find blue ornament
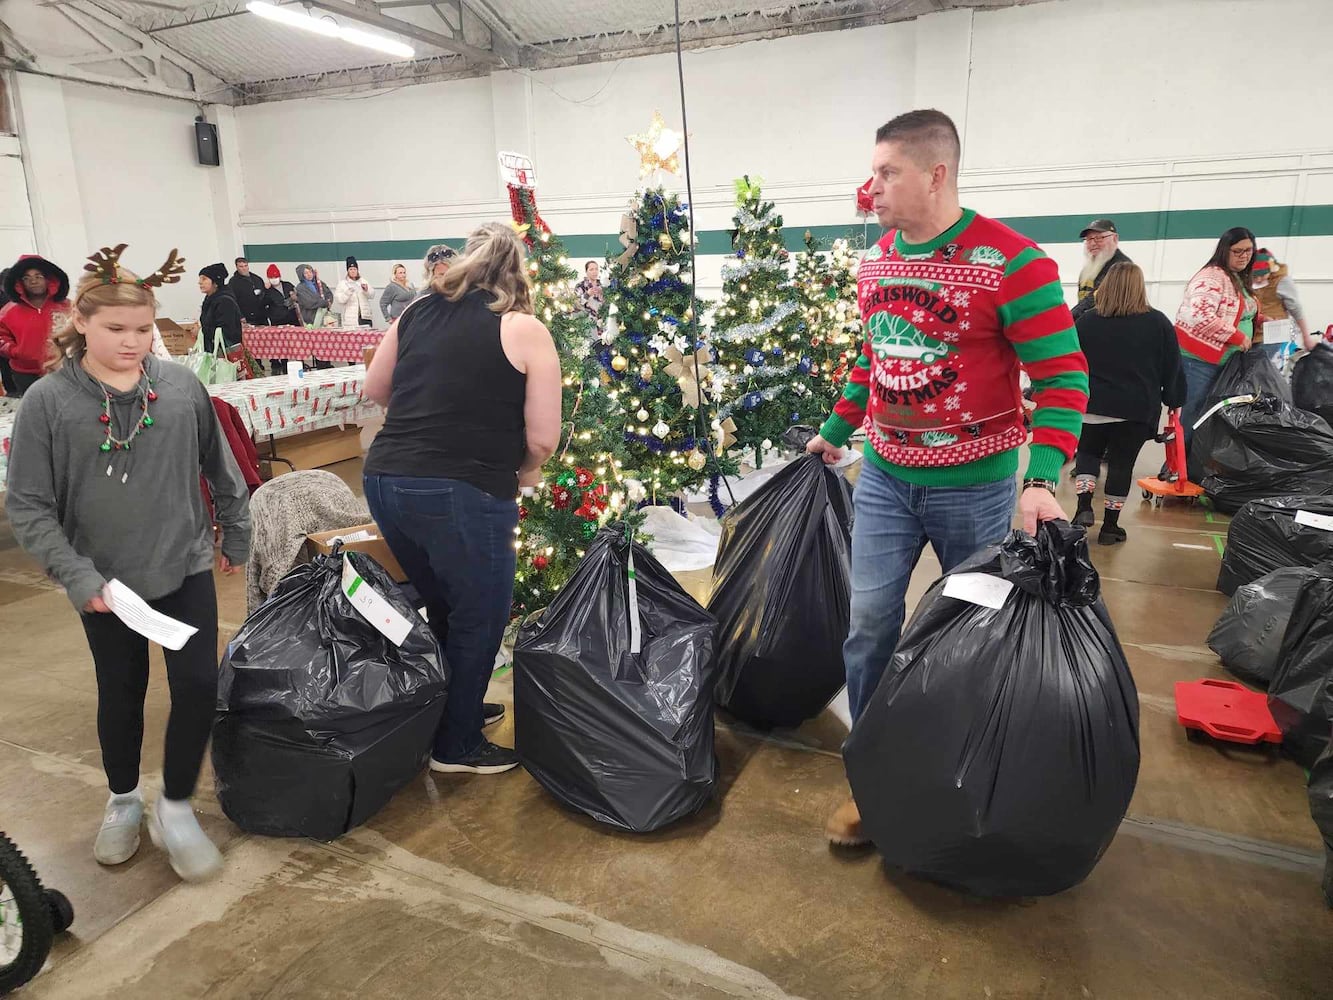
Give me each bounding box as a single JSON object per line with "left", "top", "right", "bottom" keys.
{"left": 745, "top": 349, "right": 765, "bottom": 366}
{"left": 742, "top": 392, "right": 763, "bottom": 410}
{"left": 798, "top": 356, "right": 813, "bottom": 374}
{"left": 649, "top": 307, "right": 659, "bottom": 316}
{"left": 771, "top": 347, "right": 784, "bottom": 358}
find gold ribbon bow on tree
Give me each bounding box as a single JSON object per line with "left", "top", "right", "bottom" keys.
{"left": 615, "top": 213, "right": 639, "bottom": 267}
{"left": 715, "top": 417, "right": 738, "bottom": 451}
{"left": 733, "top": 175, "right": 764, "bottom": 204}
{"left": 663, "top": 346, "right": 712, "bottom": 409}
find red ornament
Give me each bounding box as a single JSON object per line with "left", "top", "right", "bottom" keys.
{"left": 855, "top": 177, "right": 875, "bottom": 216}
{"left": 99, "top": 413, "right": 111, "bottom": 424}
{"left": 575, "top": 467, "right": 594, "bottom": 488}
{"left": 518, "top": 506, "right": 529, "bottom": 521}
{"left": 551, "top": 486, "right": 572, "bottom": 510}
{"left": 532, "top": 555, "right": 549, "bottom": 570}
{"left": 146, "top": 390, "right": 158, "bottom": 402}
{"left": 573, "top": 502, "right": 596, "bottom": 521}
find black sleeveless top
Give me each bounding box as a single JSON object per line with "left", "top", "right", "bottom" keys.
{"left": 364, "top": 289, "right": 527, "bottom": 498}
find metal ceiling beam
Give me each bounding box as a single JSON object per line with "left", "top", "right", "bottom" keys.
{"left": 16, "top": 0, "right": 238, "bottom": 101}
{"left": 302, "top": 0, "right": 505, "bottom": 66}
{"left": 235, "top": 50, "right": 480, "bottom": 101}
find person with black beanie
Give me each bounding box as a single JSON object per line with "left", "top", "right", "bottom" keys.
{"left": 197, "top": 263, "right": 243, "bottom": 350}
{"left": 1072, "top": 262, "right": 1186, "bottom": 544}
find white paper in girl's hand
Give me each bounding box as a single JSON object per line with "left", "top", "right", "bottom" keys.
{"left": 102, "top": 580, "right": 199, "bottom": 651}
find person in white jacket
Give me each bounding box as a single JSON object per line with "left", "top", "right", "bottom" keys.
{"left": 333, "top": 256, "right": 375, "bottom": 328}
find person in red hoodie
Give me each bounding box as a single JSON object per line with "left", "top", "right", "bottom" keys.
{"left": 0, "top": 254, "right": 71, "bottom": 396}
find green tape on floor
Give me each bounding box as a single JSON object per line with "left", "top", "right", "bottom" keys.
{"left": 492, "top": 663, "right": 512, "bottom": 679}
{"left": 1212, "top": 534, "right": 1226, "bottom": 557}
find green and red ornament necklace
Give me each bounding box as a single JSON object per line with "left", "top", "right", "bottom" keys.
{"left": 96, "top": 368, "right": 157, "bottom": 482}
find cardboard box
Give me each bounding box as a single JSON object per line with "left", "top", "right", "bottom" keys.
{"left": 157, "top": 318, "right": 196, "bottom": 356}
{"left": 272, "top": 426, "right": 363, "bottom": 470}
{"left": 306, "top": 523, "right": 407, "bottom": 582}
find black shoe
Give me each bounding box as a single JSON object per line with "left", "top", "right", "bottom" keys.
{"left": 483, "top": 702, "right": 505, "bottom": 727}
{"left": 429, "top": 739, "right": 520, "bottom": 774}
{"left": 1098, "top": 525, "right": 1127, "bottom": 545}
{"left": 1072, "top": 508, "right": 1095, "bottom": 529}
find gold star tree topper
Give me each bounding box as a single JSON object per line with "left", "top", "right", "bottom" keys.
{"left": 626, "top": 111, "right": 684, "bottom": 178}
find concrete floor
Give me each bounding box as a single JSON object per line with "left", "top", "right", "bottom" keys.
{"left": 2, "top": 453, "right": 1329, "bottom": 999}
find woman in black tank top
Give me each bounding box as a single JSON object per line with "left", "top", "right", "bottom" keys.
{"left": 363, "top": 223, "right": 562, "bottom": 775}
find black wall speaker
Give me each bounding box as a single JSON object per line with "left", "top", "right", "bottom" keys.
{"left": 194, "top": 116, "right": 220, "bottom": 167}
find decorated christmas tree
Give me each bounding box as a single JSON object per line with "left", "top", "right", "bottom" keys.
{"left": 598, "top": 186, "right": 725, "bottom": 502}
{"left": 793, "top": 232, "right": 863, "bottom": 420}
{"left": 506, "top": 182, "right": 635, "bottom": 618}
{"left": 710, "top": 177, "right": 813, "bottom": 460}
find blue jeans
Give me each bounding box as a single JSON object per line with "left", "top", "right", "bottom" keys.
{"left": 364, "top": 475, "right": 518, "bottom": 761}
{"left": 1179, "top": 354, "right": 1222, "bottom": 452}
{"left": 844, "top": 461, "right": 1017, "bottom": 722}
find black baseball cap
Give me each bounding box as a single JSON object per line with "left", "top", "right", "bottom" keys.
{"left": 1080, "top": 219, "right": 1117, "bottom": 238}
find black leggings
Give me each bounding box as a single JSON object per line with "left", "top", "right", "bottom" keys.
{"left": 81, "top": 572, "right": 219, "bottom": 800}
{"left": 1074, "top": 420, "right": 1154, "bottom": 499}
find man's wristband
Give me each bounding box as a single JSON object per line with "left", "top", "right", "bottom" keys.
{"left": 1023, "top": 478, "right": 1058, "bottom": 494}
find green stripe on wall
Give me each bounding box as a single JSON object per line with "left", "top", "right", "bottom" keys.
{"left": 245, "top": 204, "right": 1333, "bottom": 262}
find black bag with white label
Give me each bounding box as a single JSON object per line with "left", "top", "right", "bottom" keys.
{"left": 1217, "top": 496, "right": 1333, "bottom": 596}
{"left": 514, "top": 528, "right": 719, "bottom": 833}
{"left": 213, "top": 548, "right": 448, "bottom": 841}
{"left": 844, "top": 521, "right": 1139, "bottom": 897}
{"left": 1292, "top": 343, "right": 1333, "bottom": 427}
{"left": 1268, "top": 575, "right": 1333, "bottom": 768}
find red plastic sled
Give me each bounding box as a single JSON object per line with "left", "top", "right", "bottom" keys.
{"left": 1175, "top": 679, "right": 1281, "bottom": 746}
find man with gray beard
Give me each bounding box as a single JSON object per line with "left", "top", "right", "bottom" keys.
{"left": 1072, "top": 219, "right": 1131, "bottom": 320}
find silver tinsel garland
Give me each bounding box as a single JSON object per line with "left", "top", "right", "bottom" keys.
{"left": 720, "top": 257, "right": 785, "bottom": 282}
{"left": 710, "top": 299, "right": 801, "bottom": 344}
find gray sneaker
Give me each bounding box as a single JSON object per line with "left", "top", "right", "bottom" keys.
{"left": 148, "top": 801, "right": 223, "bottom": 883}
{"left": 94, "top": 795, "right": 143, "bottom": 866}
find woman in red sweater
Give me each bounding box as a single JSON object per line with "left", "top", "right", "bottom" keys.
{"left": 0, "top": 254, "right": 70, "bottom": 396}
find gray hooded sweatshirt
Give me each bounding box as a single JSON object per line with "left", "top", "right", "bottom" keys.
{"left": 5, "top": 355, "right": 252, "bottom": 610}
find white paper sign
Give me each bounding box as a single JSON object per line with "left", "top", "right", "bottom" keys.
{"left": 102, "top": 580, "right": 199, "bottom": 651}
{"left": 498, "top": 151, "right": 537, "bottom": 188}
{"left": 1295, "top": 510, "right": 1333, "bottom": 532}
{"left": 942, "top": 573, "right": 1015, "bottom": 611}
{"left": 328, "top": 529, "right": 376, "bottom": 545}
{"left": 341, "top": 560, "right": 413, "bottom": 646}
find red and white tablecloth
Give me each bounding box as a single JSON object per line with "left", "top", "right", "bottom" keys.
{"left": 207, "top": 366, "right": 381, "bottom": 439}
{"left": 242, "top": 324, "right": 385, "bottom": 364}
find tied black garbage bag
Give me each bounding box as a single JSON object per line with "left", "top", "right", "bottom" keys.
{"left": 1292, "top": 344, "right": 1333, "bottom": 427}
{"left": 844, "top": 521, "right": 1140, "bottom": 898}
{"left": 1309, "top": 732, "right": 1333, "bottom": 908}
{"left": 213, "top": 548, "right": 448, "bottom": 841}
{"left": 708, "top": 455, "right": 853, "bottom": 729}
{"left": 1217, "top": 496, "right": 1333, "bottom": 595}
{"left": 1208, "top": 567, "right": 1326, "bottom": 689}
{"left": 514, "top": 528, "right": 718, "bottom": 833}
{"left": 1268, "top": 575, "right": 1333, "bottom": 768}
{"left": 1209, "top": 347, "right": 1293, "bottom": 404}
{"left": 1192, "top": 393, "right": 1333, "bottom": 514}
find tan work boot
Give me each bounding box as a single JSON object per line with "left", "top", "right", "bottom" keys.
{"left": 826, "top": 798, "right": 869, "bottom": 847}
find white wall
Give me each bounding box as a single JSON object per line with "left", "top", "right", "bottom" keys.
{"left": 8, "top": 74, "right": 236, "bottom": 319}
{"left": 0, "top": 134, "right": 35, "bottom": 266}
{"left": 9, "top": 0, "right": 1333, "bottom": 327}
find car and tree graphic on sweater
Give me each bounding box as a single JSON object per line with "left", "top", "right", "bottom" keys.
{"left": 866, "top": 311, "right": 950, "bottom": 364}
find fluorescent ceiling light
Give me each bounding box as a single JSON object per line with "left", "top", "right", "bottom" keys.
{"left": 246, "top": 1, "right": 415, "bottom": 59}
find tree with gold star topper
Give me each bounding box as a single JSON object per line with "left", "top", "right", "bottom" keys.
{"left": 793, "top": 231, "right": 863, "bottom": 420}
{"left": 506, "top": 182, "right": 637, "bottom": 618}
{"left": 626, "top": 111, "right": 684, "bottom": 179}
{"left": 710, "top": 176, "right": 815, "bottom": 463}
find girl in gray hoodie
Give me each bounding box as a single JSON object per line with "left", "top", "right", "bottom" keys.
{"left": 5, "top": 246, "right": 251, "bottom": 883}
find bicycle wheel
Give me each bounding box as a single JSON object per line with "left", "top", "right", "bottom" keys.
{"left": 0, "top": 831, "right": 54, "bottom": 995}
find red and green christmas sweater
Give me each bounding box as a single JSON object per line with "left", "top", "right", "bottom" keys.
{"left": 819, "top": 209, "right": 1088, "bottom": 486}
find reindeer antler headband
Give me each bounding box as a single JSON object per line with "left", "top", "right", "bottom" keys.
{"left": 82, "top": 243, "right": 187, "bottom": 294}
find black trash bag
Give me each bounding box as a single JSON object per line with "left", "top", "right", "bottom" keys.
{"left": 1208, "top": 567, "right": 1325, "bottom": 689}
{"left": 844, "top": 520, "right": 1140, "bottom": 898}
{"left": 1191, "top": 393, "right": 1333, "bottom": 514}
{"left": 1308, "top": 731, "right": 1333, "bottom": 908}
{"left": 1292, "top": 344, "right": 1333, "bottom": 427}
{"left": 514, "top": 528, "right": 718, "bottom": 833}
{"left": 708, "top": 455, "right": 853, "bottom": 729}
{"left": 213, "top": 548, "right": 448, "bottom": 841}
{"left": 1217, "top": 496, "right": 1333, "bottom": 595}
{"left": 1208, "top": 347, "right": 1293, "bottom": 404}
{"left": 1268, "top": 575, "right": 1333, "bottom": 768}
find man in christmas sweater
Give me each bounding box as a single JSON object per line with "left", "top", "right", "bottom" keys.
{"left": 807, "top": 110, "right": 1088, "bottom": 846}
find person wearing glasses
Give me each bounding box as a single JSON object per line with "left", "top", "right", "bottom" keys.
{"left": 1072, "top": 219, "right": 1132, "bottom": 321}
{"left": 1173, "top": 227, "right": 1257, "bottom": 458}
{"left": 421, "top": 244, "right": 457, "bottom": 290}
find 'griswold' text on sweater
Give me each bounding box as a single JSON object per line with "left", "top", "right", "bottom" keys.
{"left": 819, "top": 209, "right": 1088, "bottom": 485}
